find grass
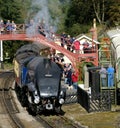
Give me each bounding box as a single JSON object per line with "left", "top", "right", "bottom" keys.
{"left": 0, "top": 62, "right": 13, "bottom": 71}
{"left": 63, "top": 104, "right": 120, "bottom": 128}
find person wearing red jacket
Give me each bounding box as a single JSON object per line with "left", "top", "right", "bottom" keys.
{"left": 73, "top": 40, "right": 80, "bottom": 54}
{"left": 71, "top": 70, "right": 79, "bottom": 89}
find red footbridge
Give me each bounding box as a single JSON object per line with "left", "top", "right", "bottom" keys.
{"left": 0, "top": 26, "right": 98, "bottom": 72}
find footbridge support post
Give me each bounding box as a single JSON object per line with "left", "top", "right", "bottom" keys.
{"left": 0, "top": 40, "right": 4, "bottom": 69}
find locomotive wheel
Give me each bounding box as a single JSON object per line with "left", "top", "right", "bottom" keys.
{"left": 21, "top": 95, "right": 28, "bottom": 107}
{"left": 27, "top": 103, "right": 37, "bottom": 116}
{"left": 20, "top": 87, "right": 29, "bottom": 107}
{"left": 15, "top": 83, "right": 22, "bottom": 102}
{"left": 55, "top": 106, "right": 62, "bottom": 114}
{"left": 15, "top": 84, "right": 29, "bottom": 107}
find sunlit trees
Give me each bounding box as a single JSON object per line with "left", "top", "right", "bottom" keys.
{"left": 0, "top": 0, "right": 23, "bottom": 23}
{"left": 107, "top": 1, "right": 120, "bottom": 26}
{"left": 88, "top": 0, "right": 119, "bottom": 27}
{"left": 64, "top": 0, "right": 94, "bottom": 36}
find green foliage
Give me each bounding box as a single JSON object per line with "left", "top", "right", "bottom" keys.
{"left": 65, "top": 0, "right": 94, "bottom": 27}
{"left": 0, "top": 0, "right": 22, "bottom": 23}
{"left": 77, "top": 61, "right": 93, "bottom": 81}
{"left": 3, "top": 62, "right": 13, "bottom": 70}
{"left": 64, "top": 0, "right": 119, "bottom": 34}
{"left": 106, "top": 1, "right": 120, "bottom": 26}
{"left": 3, "top": 41, "right": 28, "bottom": 63}
{"left": 66, "top": 23, "right": 91, "bottom": 36}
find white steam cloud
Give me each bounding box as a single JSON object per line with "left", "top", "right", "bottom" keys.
{"left": 26, "top": 0, "right": 61, "bottom": 37}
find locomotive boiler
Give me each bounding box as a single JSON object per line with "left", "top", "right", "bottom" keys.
{"left": 14, "top": 43, "right": 66, "bottom": 114}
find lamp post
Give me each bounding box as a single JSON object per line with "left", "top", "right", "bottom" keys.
{"left": 90, "top": 18, "right": 98, "bottom": 52}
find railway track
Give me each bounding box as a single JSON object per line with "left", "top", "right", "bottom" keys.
{"left": 0, "top": 71, "right": 87, "bottom": 128}
{"left": 0, "top": 71, "right": 24, "bottom": 128}
{"left": 36, "top": 113, "right": 85, "bottom": 128}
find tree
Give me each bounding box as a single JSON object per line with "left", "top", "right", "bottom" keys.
{"left": 64, "top": 0, "right": 94, "bottom": 35}
{"left": 3, "top": 41, "right": 28, "bottom": 63}
{"left": 91, "top": 0, "right": 119, "bottom": 26}
{"left": 0, "top": 0, "right": 20, "bottom": 22}
{"left": 107, "top": 1, "right": 120, "bottom": 26}
{"left": 20, "top": 0, "right": 32, "bottom": 23}
{"left": 65, "top": 0, "right": 93, "bottom": 26}
{"left": 0, "top": 0, "right": 31, "bottom": 23}
{"left": 92, "top": 0, "right": 105, "bottom": 25}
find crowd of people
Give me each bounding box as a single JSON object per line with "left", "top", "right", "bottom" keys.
{"left": 2, "top": 19, "right": 112, "bottom": 90}
{"left": 50, "top": 52, "right": 115, "bottom": 90}
{"left": 0, "top": 19, "right": 16, "bottom": 34}
{"left": 0, "top": 18, "right": 96, "bottom": 55}
{"left": 48, "top": 52, "right": 79, "bottom": 90}
{"left": 0, "top": 18, "right": 79, "bottom": 90}
{"left": 25, "top": 19, "right": 55, "bottom": 40}
{"left": 63, "top": 63, "right": 78, "bottom": 90}
{"left": 60, "top": 32, "right": 95, "bottom": 54}
{"left": 0, "top": 19, "right": 55, "bottom": 39}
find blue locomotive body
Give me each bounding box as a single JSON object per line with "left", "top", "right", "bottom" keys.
{"left": 14, "top": 43, "right": 66, "bottom": 114}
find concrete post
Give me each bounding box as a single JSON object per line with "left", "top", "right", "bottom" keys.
{"left": 84, "top": 65, "right": 89, "bottom": 89}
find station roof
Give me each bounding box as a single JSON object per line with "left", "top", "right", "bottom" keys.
{"left": 107, "top": 28, "right": 120, "bottom": 60}
{"left": 107, "top": 29, "right": 120, "bottom": 46}
{"left": 76, "top": 34, "right": 100, "bottom": 44}
{"left": 107, "top": 29, "right": 120, "bottom": 39}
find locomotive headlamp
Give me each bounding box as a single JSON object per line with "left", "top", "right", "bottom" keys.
{"left": 60, "top": 90, "right": 66, "bottom": 98}
{"left": 60, "top": 91, "right": 65, "bottom": 98}
{"left": 59, "top": 90, "right": 66, "bottom": 104}
{"left": 34, "top": 90, "right": 40, "bottom": 104}
{"left": 34, "top": 95, "right": 40, "bottom": 104}
{"left": 60, "top": 90, "right": 64, "bottom": 95}
{"left": 59, "top": 98, "right": 64, "bottom": 104}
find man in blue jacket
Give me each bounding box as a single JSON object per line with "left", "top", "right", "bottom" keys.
{"left": 107, "top": 64, "right": 115, "bottom": 87}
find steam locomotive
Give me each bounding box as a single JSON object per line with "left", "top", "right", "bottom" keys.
{"left": 14, "top": 43, "right": 66, "bottom": 114}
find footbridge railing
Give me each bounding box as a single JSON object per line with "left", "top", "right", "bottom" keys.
{"left": 0, "top": 23, "right": 99, "bottom": 71}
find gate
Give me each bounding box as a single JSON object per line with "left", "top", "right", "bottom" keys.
{"left": 77, "top": 86, "right": 111, "bottom": 112}
{"left": 63, "top": 86, "right": 112, "bottom": 112}
{"left": 64, "top": 90, "right": 77, "bottom": 104}
{"left": 89, "top": 91, "right": 111, "bottom": 112}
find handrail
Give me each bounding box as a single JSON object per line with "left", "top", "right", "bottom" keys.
{"left": 0, "top": 23, "right": 99, "bottom": 68}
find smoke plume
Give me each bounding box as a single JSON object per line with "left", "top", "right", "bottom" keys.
{"left": 26, "top": 0, "right": 61, "bottom": 36}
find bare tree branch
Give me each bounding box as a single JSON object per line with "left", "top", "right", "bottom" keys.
{"left": 92, "top": 0, "right": 102, "bottom": 25}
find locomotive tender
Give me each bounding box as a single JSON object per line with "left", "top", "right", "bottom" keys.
{"left": 14, "top": 43, "right": 66, "bottom": 114}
